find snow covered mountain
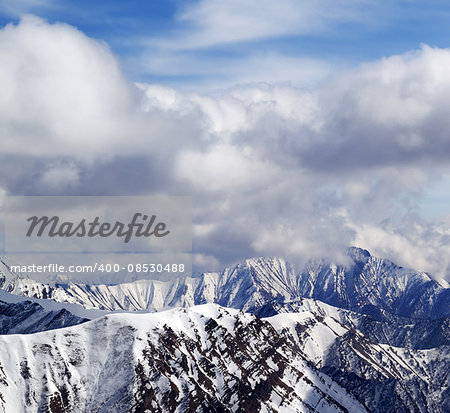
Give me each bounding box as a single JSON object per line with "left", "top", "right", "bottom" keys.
{"left": 299, "top": 247, "right": 450, "bottom": 319}
{"left": 258, "top": 297, "right": 450, "bottom": 349}
{"left": 0, "top": 304, "right": 368, "bottom": 413}
{"left": 1, "top": 257, "right": 301, "bottom": 312}
{"left": 0, "top": 249, "right": 449, "bottom": 412}
{"left": 1, "top": 248, "right": 448, "bottom": 321}
{"left": 0, "top": 299, "right": 87, "bottom": 334}
{"left": 0, "top": 303, "right": 447, "bottom": 412}
{"left": 267, "top": 305, "right": 450, "bottom": 412}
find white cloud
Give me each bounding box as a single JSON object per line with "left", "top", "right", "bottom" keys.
{"left": 0, "top": 0, "right": 54, "bottom": 18}
{"left": 2, "top": 17, "right": 450, "bottom": 279}
{"left": 138, "top": 52, "right": 332, "bottom": 91}
{"left": 172, "top": 0, "right": 368, "bottom": 49}
{"left": 192, "top": 253, "right": 221, "bottom": 271}
{"left": 135, "top": 0, "right": 369, "bottom": 90}
{"left": 40, "top": 161, "right": 80, "bottom": 189}
{"left": 176, "top": 143, "right": 283, "bottom": 192}
{"left": 0, "top": 16, "right": 138, "bottom": 159}
{"left": 354, "top": 220, "right": 450, "bottom": 285}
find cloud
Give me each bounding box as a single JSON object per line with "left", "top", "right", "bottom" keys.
{"left": 0, "top": 16, "right": 204, "bottom": 163}
{"left": 40, "top": 161, "right": 80, "bottom": 189}
{"left": 172, "top": 0, "right": 370, "bottom": 49}
{"left": 136, "top": 52, "right": 332, "bottom": 91}
{"left": 138, "top": 46, "right": 450, "bottom": 277}
{"left": 354, "top": 218, "right": 450, "bottom": 285}
{"left": 306, "top": 46, "right": 450, "bottom": 170}
{"left": 176, "top": 143, "right": 284, "bottom": 192}
{"left": 0, "top": 0, "right": 55, "bottom": 18}
{"left": 134, "top": 0, "right": 374, "bottom": 90}
{"left": 0, "top": 15, "right": 143, "bottom": 160}
{"left": 2, "top": 17, "right": 450, "bottom": 280}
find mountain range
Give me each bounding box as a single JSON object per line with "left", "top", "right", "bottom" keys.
{"left": 0, "top": 247, "right": 448, "bottom": 412}
{"left": 1, "top": 247, "right": 449, "bottom": 319}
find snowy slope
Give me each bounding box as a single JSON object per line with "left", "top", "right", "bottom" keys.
{"left": 0, "top": 299, "right": 87, "bottom": 334}
{"left": 0, "top": 276, "right": 208, "bottom": 311}
{"left": 1, "top": 249, "right": 448, "bottom": 321}
{"left": 265, "top": 308, "right": 450, "bottom": 412}
{"left": 321, "top": 329, "right": 450, "bottom": 413}
{"left": 0, "top": 304, "right": 367, "bottom": 413}
{"left": 0, "top": 301, "right": 447, "bottom": 413}
{"left": 299, "top": 247, "right": 450, "bottom": 319}
{"left": 259, "top": 297, "right": 450, "bottom": 349}
{"left": 0, "top": 289, "right": 106, "bottom": 320}
{"left": 0, "top": 257, "right": 299, "bottom": 313}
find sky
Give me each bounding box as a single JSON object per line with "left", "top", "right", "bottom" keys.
{"left": 1, "top": 1, "right": 450, "bottom": 281}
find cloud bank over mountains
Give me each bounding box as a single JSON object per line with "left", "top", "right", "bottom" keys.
{"left": 1, "top": 16, "right": 450, "bottom": 280}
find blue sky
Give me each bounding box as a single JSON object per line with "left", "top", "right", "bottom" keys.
{"left": 1, "top": 1, "right": 450, "bottom": 279}
{"left": 2, "top": 1, "right": 450, "bottom": 89}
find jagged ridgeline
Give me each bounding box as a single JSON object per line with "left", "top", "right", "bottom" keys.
{"left": 1, "top": 247, "right": 449, "bottom": 319}
{"left": 0, "top": 248, "right": 448, "bottom": 412}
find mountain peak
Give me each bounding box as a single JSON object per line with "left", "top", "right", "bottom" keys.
{"left": 0, "top": 249, "right": 448, "bottom": 319}
{"left": 346, "top": 246, "right": 371, "bottom": 263}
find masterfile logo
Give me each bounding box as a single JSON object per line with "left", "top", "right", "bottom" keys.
{"left": 3, "top": 196, "right": 191, "bottom": 253}
{"left": 1, "top": 196, "right": 192, "bottom": 282}
{"left": 26, "top": 213, "right": 170, "bottom": 243}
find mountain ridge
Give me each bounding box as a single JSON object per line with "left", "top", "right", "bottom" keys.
{"left": 0, "top": 304, "right": 369, "bottom": 413}
{"left": 1, "top": 248, "right": 448, "bottom": 320}
{"left": 0, "top": 303, "right": 447, "bottom": 412}
{"left": 0, "top": 249, "right": 449, "bottom": 412}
